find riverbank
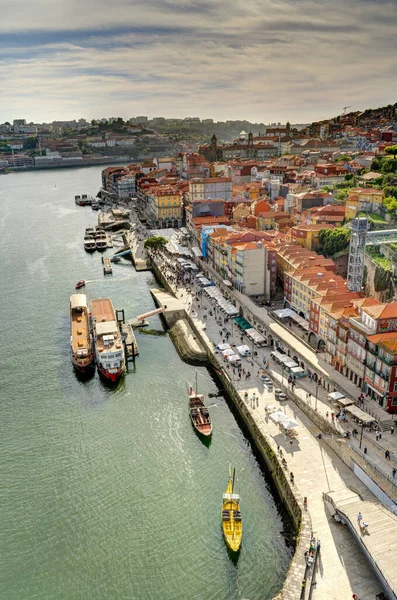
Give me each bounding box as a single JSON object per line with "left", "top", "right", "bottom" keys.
{"left": 149, "top": 249, "right": 388, "bottom": 600}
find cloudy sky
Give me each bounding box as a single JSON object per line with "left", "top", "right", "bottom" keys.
{"left": 1, "top": 0, "right": 396, "bottom": 124}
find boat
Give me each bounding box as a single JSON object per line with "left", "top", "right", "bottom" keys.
{"left": 91, "top": 201, "right": 100, "bottom": 210}
{"left": 96, "top": 233, "right": 107, "bottom": 251}
{"left": 188, "top": 376, "right": 212, "bottom": 437}
{"left": 70, "top": 294, "right": 94, "bottom": 372}
{"left": 85, "top": 227, "right": 95, "bottom": 237}
{"left": 75, "top": 194, "right": 93, "bottom": 206}
{"left": 75, "top": 280, "right": 85, "bottom": 289}
{"left": 91, "top": 297, "right": 125, "bottom": 383}
{"left": 221, "top": 468, "right": 242, "bottom": 553}
{"left": 84, "top": 236, "right": 96, "bottom": 252}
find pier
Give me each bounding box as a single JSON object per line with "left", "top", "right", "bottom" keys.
{"left": 115, "top": 309, "right": 139, "bottom": 369}
{"left": 102, "top": 256, "right": 112, "bottom": 274}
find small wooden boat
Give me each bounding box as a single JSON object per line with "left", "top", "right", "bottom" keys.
{"left": 222, "top": 468, "right": 242, "bottom": 553}
{"left": 188, "top": 378, "right": 212, "bottom": 437}
{"left": 75, "top": 280, "right": 86, "bottom": 289}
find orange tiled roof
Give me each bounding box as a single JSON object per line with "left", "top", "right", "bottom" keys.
{"left": 367, "top": 332, "right": 397, "bottom": 353}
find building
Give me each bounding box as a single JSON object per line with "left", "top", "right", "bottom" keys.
{"left": 102, "top": 166, "right": 138, "bottom": 198}
{"left": 257, "top": 212, "right": 293, "bottom": 231}
{"left": 188, "top": 177, "right": 232, "bottom": 202}
{"left": 276, "top": 243, "right": 336, "bottom": 283}
{"left": 287, "top": 224, "right": 334, "bottom": 250}
{"left": 141, "top": 185, "right": 183, "bottom": 228}
{"left": 206, "top": 229, "right": 276, "bottom": 299}
{"left": 311, "top": 164, "right": 349, "bottom": 188}
{"left": 303, "top": 204, "right": 346, "bottom": 226}
{"left": 345, "top": 188, "right": 384, "bottom": 220}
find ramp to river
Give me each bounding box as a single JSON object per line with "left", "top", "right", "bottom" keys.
{"left": 324, "top": 489, "right": 397, "bottom": 600}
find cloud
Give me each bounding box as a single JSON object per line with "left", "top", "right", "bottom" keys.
{"left": 0, "top": 0, "right": 396, "bottom": 123}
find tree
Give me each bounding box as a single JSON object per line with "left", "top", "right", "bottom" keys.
{"left": 385, "top": 145, "right": 397, "bottom": 159}
{"left": 144, "top": 236, "right": 168, "bottom": 250}
{"left": 383, "top": 196, "right": 397, "bottom": 213}
{"left": 23, "top": 136, "right": 38, "bottom": 150}
{"left": 318, "top": 228, "right": 350, "bottom": 256}
{"left": 383, "top": 186, "right": 397, "bottom": 200}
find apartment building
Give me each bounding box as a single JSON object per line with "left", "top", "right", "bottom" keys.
{"left": 188, "top": 177, "right": 232, "bottom": 202}
{"left": 345, "top": 187, "right": 385, "bottom": 220}
{"left": 141, "top": 185, "right": 183, "bottom": 228}
{"left": 276, "top": 244, "right": 336, "bottom": 283}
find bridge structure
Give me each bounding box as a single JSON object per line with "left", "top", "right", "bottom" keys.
{"left": 367, "top": 228, "right": 397, "bottom": 245}
{"left": 347, "top": 218, "right": 397, "bottom": 292}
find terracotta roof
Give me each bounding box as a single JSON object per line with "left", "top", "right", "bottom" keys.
{"left": 192, "top": 216, "right": 231, "bottom": 227}
{"left": 367, "top": 332, "right": 397, "bottom": 353}
{"left": 364, "top": 302, "right": 397, "bottom": 319}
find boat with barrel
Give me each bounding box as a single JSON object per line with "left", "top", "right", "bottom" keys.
{"left": 70, "top": 293, "right": 94, "bottom": 372}
{"left": 221, "top": 467, "right": 242, "bottom": 553}
{"left": 188, "top": 376, "right": 212, "bottom": 437}
{"left": 91, "top": 297, "right": 125, "bottom": 383}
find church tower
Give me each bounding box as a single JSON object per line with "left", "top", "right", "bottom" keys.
{"left": 247, "top": 131, "right": 254, "bottom": 158}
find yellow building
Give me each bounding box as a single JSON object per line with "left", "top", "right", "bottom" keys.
{"left": 345, "top": 187, "right": 384, "bottom": 220}
{"left": 146, "top": 185, "right": 183, "bottom": 228}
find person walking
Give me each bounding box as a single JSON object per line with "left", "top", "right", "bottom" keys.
{"left": 392, "top": 468, "right": 396, "bottom": 478}
{"left": 385, "top": 450, "right": 391, "bottom": 460}
{"left": 376, "top": 431, "right": 379, "bottom": 441}
{"left": 391, "top": 426, "right": 395, "bottom": 435}
{"left": 357, "top": 512, "right": 363, "bottom": 525}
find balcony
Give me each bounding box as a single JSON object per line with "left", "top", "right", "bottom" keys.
{"left": 348, "top": 316, "right": 376, "bottom": 336}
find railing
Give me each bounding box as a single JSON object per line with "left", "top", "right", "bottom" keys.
{"left": 351, "top": 445, "right": 397, "bottom": 488}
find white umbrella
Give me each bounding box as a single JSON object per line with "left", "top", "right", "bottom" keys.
{"left": 328, "top": 391, "right": 345, "bottom": 401}
{"left": 280, "top": 417, "right": 299, "bottom": 430}
{"left": 222, "top": 348, "right": 235, "bottom": 357}
{"left": 217, "top": 343, "right": 231, "bottom": 351}
{"left": 269, "top": 410, "right": 287, "bottom": 423}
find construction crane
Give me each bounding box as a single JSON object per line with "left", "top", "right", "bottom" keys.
{"left": 342, "top": 105, "right": 351, "bottom": 116}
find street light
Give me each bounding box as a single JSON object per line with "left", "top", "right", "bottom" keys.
{"left": 281, "top": 363, "right": 285, "bottom": 385}
{"left": 315, "top": 382, "right": 319, "bottom": 412}
{"left": 359, "top": 421, "right": 365, "bottom": 450}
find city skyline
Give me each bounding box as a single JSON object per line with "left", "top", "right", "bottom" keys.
{"left": 1, "top": 0, "right": 396, "bottom": 124}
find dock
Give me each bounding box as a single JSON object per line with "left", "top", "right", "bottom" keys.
{"left": 102, "top": 256, "right": 112, "bottom": 274}
{"left": 121, "top": 323, "right": 139, "bottom": 368}
{"left": 115, "top": 308, "right": 139, "bottom": 370}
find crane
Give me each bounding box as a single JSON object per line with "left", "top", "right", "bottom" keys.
{"left": 342, "top": 105, "right": 351, "bottom": 116}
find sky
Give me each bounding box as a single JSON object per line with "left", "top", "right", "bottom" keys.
{"left": 1, "top": 0, "right": 396, "bottom": 124}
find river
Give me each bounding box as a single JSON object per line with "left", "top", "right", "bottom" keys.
{"left": 0, "top": 166, "right": 291, "bottom": 600}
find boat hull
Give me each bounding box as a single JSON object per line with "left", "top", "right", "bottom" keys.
{"left": 97, "top": 362, "right": 124, "bottom": 383}
{"left": 84, "top": 245, "right": 96, "bottom": 253}
{"left": 72, "top": 356, "right": 95, "bottom": 373}
{"left": 222, "top": 478, "right": 242, "bottom": 553}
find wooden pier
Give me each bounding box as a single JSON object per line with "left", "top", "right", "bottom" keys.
{"left": 102, "top": 256, "right": 112, "bottom": 275}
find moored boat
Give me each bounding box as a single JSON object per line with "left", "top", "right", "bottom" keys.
{"left": 188, "top": 379, "right": 212, "bottom": 437}
{"left": 84, "top": 236, "right": 96, "bottom": 252}
{"left": 221, "top": 468, "right": 242, "bottom": 553}
{"left": 70, "top": 294, "right": 94, "bottom": 372}
{"left": 91, "top": 297, "right": 125, "bottom": 383}
{"left": 96, "top": 233, "right": 107, "bottom": 251}
{"left": 75, "top": 279, "right": 85, "bottom": 289}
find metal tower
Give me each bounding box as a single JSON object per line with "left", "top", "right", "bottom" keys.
{"left": 347, "top": 217, "right": 369, "bottom": 292}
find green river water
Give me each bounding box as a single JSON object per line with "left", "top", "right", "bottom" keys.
{"left": 0, "top": 167, "right": 291, "bottom": 600}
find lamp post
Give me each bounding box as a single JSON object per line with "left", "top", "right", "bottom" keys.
{"left": 359, "top": 421, "right": 365, "bottom": 450}
{"left": 315, "top": 382, "right": 319, "bottom": 412}
{"left": 281, "top": 363, "right": 285, "bottom": 385}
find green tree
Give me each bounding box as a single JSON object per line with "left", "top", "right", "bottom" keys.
{"left": 23, "top": 136, "right": 38, "bottom": 150}
{"left": 385, "top": 145, "right": 397, "bottom": 159}
{"left": 383, "top": 186, "right": 397, "bottom": 199}
{"left": 318, "top": 228, "right": 350, "bottom": 256}
{"left": 144, "top": 236, "right": 169, "bottom": 250}
{"left": 383, "top": 196, "right": 397, "bottom": 213}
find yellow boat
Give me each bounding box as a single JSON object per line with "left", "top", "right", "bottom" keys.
{"left": 221, "top": 468, "right": 242, "bottom": 552}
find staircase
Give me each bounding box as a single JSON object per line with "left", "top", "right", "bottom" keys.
{"left": 379, "top": 419, "right": 396, "bottom": 432}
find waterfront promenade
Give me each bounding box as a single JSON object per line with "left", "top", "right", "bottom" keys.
{"left": 153, "top": 251, "right": 394, "bottom": 600}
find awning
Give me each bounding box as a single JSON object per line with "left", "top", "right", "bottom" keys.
{"left": 334, "top": 396, "right": 355, "bottom": 407}
{"left": 328, "top": 391, "right": 345, "bottom": 401}
{"left": 223, "top": 279, "right": 233, "bottom": 287}
{"left": 346, "top": 405, "right": 376, "bottom": 424}
{"left": 236, "top": 345, "right": 251, "bottom": 355}
{"left": 269, "top": 410, "right": 288, "bottom": 423}
{"left": 274, "top": 308, "right": 295, "bottom": 319}
{"left": 280, "top": 417, "right": 299, "bottom": 430}
{"left": 217, "top": 343, "right": 231, "bottom": 351}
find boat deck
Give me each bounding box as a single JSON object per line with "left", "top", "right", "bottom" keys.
{"left": 71, "top": 309, "right": 90, "bottom": 353}
{"left": 91, "top": 298, "right": 114, "bottom": 321}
